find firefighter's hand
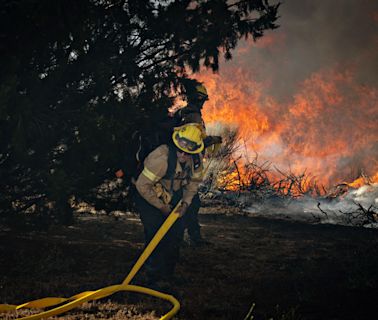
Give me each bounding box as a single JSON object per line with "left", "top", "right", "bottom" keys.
{"left": 160, "top": 204, "right": 172, "bottom": 216}
{"left": 204, "top": 135, "right": 223, "bottom": 148}
{"left": 177, "top": 201, "right": 189, "bottom": 217}
{"left": 211, "top": 135, "right": 222, "bottom": 144}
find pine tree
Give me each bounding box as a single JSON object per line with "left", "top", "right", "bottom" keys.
{"left": 0, "top": 0, "right": 279, "bottom": 226}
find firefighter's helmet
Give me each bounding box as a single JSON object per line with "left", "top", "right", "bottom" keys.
{"left": 172, "top": 123, "right": 204, "bottom": 154}
{"left": 195, "top": 84, "right": 209, "bottom": 100}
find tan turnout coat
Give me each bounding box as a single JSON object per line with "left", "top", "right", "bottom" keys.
{"left": 135, "top": 145, "right": 203, "bottom": 210}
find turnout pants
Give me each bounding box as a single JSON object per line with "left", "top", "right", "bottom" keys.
{"left": 135, "top": 191, "right": 184, "bottom": 282}
{"left": 183, "top": 193, "right": 202, "bottom": 240}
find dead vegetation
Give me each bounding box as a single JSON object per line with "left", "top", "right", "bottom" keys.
{"left": 203, "top": 124, "right": 323, "bottom": 199}
{"left": 316, "top": 200, "right": 378, "bottom": 226}
{"left": 202, "top": 124, "right": 378, "bottom": 226}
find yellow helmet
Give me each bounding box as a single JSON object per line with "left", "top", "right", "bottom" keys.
{"left": 195, "top": 84, "right": 209, "bottom": 100}
{"left": 172, "top": 123, "right": 204, "bottom": 154}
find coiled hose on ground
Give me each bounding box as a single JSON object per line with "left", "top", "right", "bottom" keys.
{"left": 0, "top": 202, "right": 183, "bottom": 320}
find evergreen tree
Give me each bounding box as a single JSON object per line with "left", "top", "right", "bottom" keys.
{"left": 0, "top": 0, "right": 279, "bottom": 225}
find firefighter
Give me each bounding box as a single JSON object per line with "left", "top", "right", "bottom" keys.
{"left": 176, "top": 82, "right": 222, "bottom": 246}
{"left": 134, "top": 123, "right": 204, "bottom": 288}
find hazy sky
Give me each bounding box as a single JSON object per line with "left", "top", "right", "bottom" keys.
{"left": 230, "top": 0, "right": 378, "bottom": 99}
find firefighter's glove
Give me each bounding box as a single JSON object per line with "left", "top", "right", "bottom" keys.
{"left": 204, "top": 135, "right": 222, "bottom": 148}
{"left": 153, "top": 183, "right": 172, "bottom": 204}
{"left": 212, "top": 135, "right": 223, "bottom": 144}
{"left": 160, "top": 204, "right": 172, "bottom": 216}
{"left": 177, "top": 201, "right": 189, "bottom": 217}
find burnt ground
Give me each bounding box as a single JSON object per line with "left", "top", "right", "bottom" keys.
{"left": 1, "top": 208, "right": 378, "bottom": 320}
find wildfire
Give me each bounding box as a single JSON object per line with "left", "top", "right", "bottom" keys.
{"left": 196, "top": 60, "right": 378, "bottom": 191}
{"left": 347, "top": 172, "right": 378, "bottom": 189}
{"left": 197, "top": 68, "right": 270, "bottom": 141}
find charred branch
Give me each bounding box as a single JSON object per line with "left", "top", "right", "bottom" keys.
{"left": 317, "top": 202, "right": 329, "bottom": 219}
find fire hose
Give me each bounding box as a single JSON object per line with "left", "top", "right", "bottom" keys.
{"left": 0, "top": 201, "right": 183, "bottom": 320}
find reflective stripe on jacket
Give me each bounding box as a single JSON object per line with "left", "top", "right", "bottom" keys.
{"left": 135, "top": 145, "right": 203, "bottom": 210}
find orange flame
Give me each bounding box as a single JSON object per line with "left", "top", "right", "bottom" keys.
{"left": 198, "top": 68, "right": 270, "bottom": 140}
{"left": 347, "top": 172, "right": 378, "bottom": 189}
{"left": 196, "top": 65, "right": 378, "bottom": 190}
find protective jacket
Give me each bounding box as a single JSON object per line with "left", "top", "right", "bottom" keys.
{"left": 135, "top": 145, "right": 203, "bottom": 210}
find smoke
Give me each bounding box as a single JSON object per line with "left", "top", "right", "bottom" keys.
{"left": 244, "top": 184, "right": 378, "bottom": 228}
{"left": 235, "top": 0, "right": 378, "bottom": 99}
{"left": 198, "top": 0, "right": 378, "bottom": 186}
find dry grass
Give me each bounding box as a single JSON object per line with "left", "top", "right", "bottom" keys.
{"left": 1, "top": 208, "right": 378, "bottom": 319}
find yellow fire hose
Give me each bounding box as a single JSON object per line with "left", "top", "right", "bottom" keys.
{"left": 0, "top": 201, "right": 182, "bottom": 320}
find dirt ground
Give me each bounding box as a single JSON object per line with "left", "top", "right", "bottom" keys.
{"left": 1, "top": 207, "right": 378, "bottom": 320}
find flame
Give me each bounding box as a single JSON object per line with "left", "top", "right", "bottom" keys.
{"left": 279, "top": 69, "right": 378, "bottom": 186}
{"left": 347, "top": 172, "right": 378, "bottom": 189}
{"left": 347, "top": 177, "right": 367, "bottom": 189}
{"left": 184, "top": 5, "right": 378, "bottom": 194}
{"left": 198, "top": 68, "right": 270, "bottom": 141}
{"left": 196, "top": 65, "right": 378, "bottom": 190}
